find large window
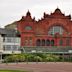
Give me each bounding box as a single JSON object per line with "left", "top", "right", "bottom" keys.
{"left": 3, "top": 45, "right": 12, "bottom": 51}
{"left": 48, "top": 26, "right": 64, "bottom": 35}
{"left": 12, "top": 45, "right": 18, "bottom": 51}
{"left": 3, "top": 37, "right": 20, "bottom": 43}
{"left": 24, "top": 37, "right": 33, "bottom": 46}
{"left": 3, "top": 45, "right": 19, "bottom": 51}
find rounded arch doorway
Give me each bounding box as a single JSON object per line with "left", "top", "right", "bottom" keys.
{"left": 51, "top": 40, "right": 55, "bottom": 46}
{"left": 42, "top": 39, "right": 45, "bottom": 46}
{"left": 46, "top": 39, "right": 50, "bottom": 46}
{"left": 36, "top": 39, "right": 41, "bottom": 46}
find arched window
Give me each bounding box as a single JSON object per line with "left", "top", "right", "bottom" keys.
{"left": 66, "top": 38, "right": 70, "bottom": 46}
{"left": 51, "top": 40, "right": 54, "bottom": 46}
{"left": 48, "top": 26, "right": 64, "bottom": 35}
{"left": 36, "top": 39, "right": 41, "bottom": 46}
{"left": 59, "top": 39, "right": 63, "bottom": 46}
{"left": 46, "top": 39, "right": 50, "bottom": 46}
{"left": 42, "top": 39, "right": 45, "bottom": 46}
{"left": 25, "top": 26, "right": 32, "bottom": 30}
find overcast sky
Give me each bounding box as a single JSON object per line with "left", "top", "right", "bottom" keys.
{"left": 0, "top": 0, "right": 72, "bottom": 27}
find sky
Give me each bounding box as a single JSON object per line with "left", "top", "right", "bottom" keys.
{"left": 0, "top": 0, "right": 72, "bottom": 28}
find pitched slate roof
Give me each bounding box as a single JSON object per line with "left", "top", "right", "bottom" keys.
{"left": 0, "top": 28, "right": 17, "bottom": 37}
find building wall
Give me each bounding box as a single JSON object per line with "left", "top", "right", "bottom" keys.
{"left": 16, "top": 8, "right": 72, "bottom": 47}
{"left": 0, "top": 35, "right": 21, "bottom": 54}
{"left": 3, "top": 37, "right": 21, "bottom": 54}
{"left": 0, "top": 34, "right": 3, "bottom": 52}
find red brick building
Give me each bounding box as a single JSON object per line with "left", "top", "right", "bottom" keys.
{"left": 17, "top": 8, "right": 72, "bottom": 47}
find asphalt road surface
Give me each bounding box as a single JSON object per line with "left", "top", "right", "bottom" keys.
{"left": 0, "top": 62, "right": 72, "bottom": 72}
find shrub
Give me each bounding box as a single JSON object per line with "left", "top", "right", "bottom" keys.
{"left": 25, "top": 54, "right": 34, "bottom": 62}
{"left": 4, "top": 54, "right": 25, "bottom": 63}
{"left": 45, "top": 54, "right": 60, "bottom": 62}
{"left": 4, "top": 53, "right": 71, "bottom": 62}
{"left": 34, "top": 56, "right": 42, "bottom": 62}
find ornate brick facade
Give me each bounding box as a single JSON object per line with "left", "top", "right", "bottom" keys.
{"left": 17, "top": 8, "right": 72, "bottom": 47}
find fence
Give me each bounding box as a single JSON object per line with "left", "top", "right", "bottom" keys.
{"left": 21, "top": 46, "right": 72, "bottom": 54}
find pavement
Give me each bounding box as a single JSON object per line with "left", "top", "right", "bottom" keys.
{"left": 0, "top": 62, "right": 72, "bottom": 72}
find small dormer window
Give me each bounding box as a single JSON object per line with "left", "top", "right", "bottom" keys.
{"left": 25, "top": 26, "right": 32, "bottom": 30}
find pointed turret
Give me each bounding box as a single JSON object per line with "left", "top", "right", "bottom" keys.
{"left": 26, "top": 10, "right": 31, "bottom": 16}
{"left": 43, "top": 12, "right": 49, "bottom": 18}
{"left": 54, "top": 8, "right": 62, "bottom": 14}
{"left": 25, "top": 10, "right": 32, "bottom": 21}
{"left": 44, "top": 12, "right": 46, "bottom": 18}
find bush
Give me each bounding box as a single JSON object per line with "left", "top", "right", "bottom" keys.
{"left": 34, "top": 56, "right": 42, "bottom": 62}
{"left": 17, "top": 54, "right": 25, "bottom": 62}
{"left": 45, "top": 54, "right": 60, "bottom": 62}
{"left": 4, "top": 54, "right": 25, "bottom": 63}
{"left": 25, "top": 54, "right": 34, "bottom": 62}
{"left": 4, "top": 53, "right": 71, "bottom": 62}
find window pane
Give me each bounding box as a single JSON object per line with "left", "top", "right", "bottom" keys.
{"left": 51, "top": 40, "right": 54, "bottom": 46}
{"left": 42, "top": 39, "right": 45, "bottom": 46}
{"left": 12, "top": 45, "right": 17, "bottom": 51}
{"left": 36, "top": 39, "right": 41, "bottom": 46}
{"left": 46, "top": 40, "right": 50, "bottom": 46}
{"left": 59, "top": 39, "right": 63, "bottom": 46}
{"left": 3, "top": 45, "right": 12, "bottom": 51}
{"left": 48, "top": 26, "right": 64, "bottom": 35}
{"left": 25, "top": 26, "right": 32, "bottom": 30}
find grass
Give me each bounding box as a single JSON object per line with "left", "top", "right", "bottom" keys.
{"left": 0, "top": 70, "right": 27, "bottom": 72}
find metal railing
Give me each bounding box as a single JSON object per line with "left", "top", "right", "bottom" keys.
{"left": 20, "top": 46, "right": 72, "bottom": 54}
